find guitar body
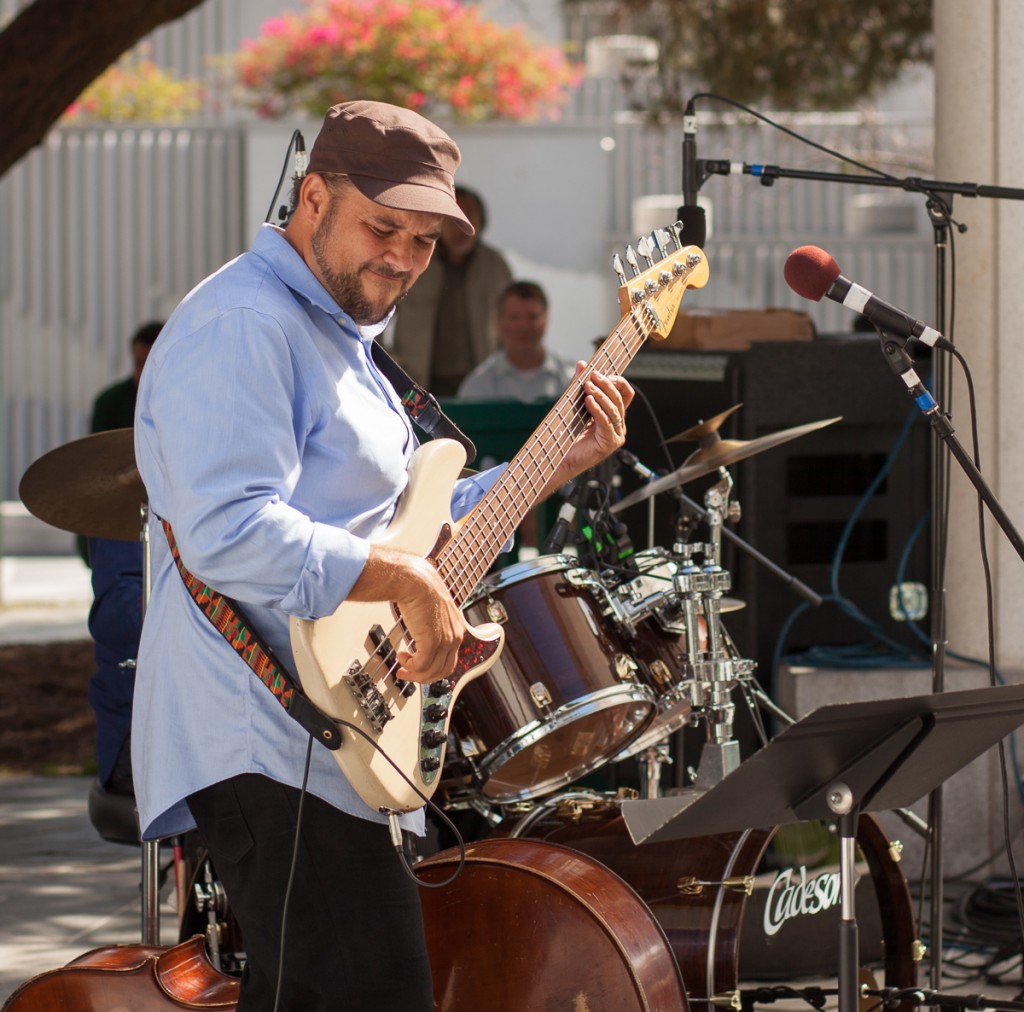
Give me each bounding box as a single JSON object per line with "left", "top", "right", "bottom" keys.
{"left": 291, "top": 233, "right": 709, "bottom": 814}
{"left": 290, "top": 439, "right": 504, "bottom": 813}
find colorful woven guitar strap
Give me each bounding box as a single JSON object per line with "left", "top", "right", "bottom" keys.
{"left": 161, "top": 519, "right": 341, "bottom": 751}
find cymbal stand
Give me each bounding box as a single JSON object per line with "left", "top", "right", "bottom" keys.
{"left": 673, "top": 471, "right": 755, "bottom": 789}
{"left": 137, "top": 502, "right": 162, "bottom": 946}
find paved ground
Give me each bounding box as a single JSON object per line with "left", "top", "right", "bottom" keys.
{"left": 0, "top": 775, "right": 178, "bottom": 1004}
{"left": 0, "top": 555, "right": 91, "bottom": 646}
{"left": 0, "top": 556, "right": 154, "bottom": 1003}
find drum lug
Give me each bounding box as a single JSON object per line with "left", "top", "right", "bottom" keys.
{"left": 676, "top": 875, "right": 754, "bottom": 896}
{"left": 710, "top": 991, "right": 742, "bottom": 1009}
{"left": 484, "top": 596, "right": 508, "bottom": 624}
{"left": 676, "top": 876, "right": 706, "bottom": 896}
{"left": 613, "top": 653, "right": 638, "bottom": 681}
{"left": 724, "top": 875, "right": 755, "bottom": 895}
{"left": 647, "top": 658, "right": 675, "bottom": 691}
{"left": 888, "top": 838, "right": 904, "bottom": 863}
{"left": 912, "top": 939, "right": 927, "bottom": 962}
{"left": 530, "top": 681, "right": 553, "bottom": 708}
{"left": 555, "top": 796, "right": 603, "bottom": 821}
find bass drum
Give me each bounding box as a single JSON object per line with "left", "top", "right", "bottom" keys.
{"left": 503, "top": 792, "right": 920, "bottom": 1007}
{"left": 416, "top": 837, "right": 688, "bottom": 1011}
{"left": 449, "top": 555, "right": 656, "bottom": 805}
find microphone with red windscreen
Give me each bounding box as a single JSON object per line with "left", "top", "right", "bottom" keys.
{"left": 784, "top": 245, "right": 948, "bottom": 348}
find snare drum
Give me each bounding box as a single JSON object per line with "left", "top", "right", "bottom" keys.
{"left": 450, "top": 556, "right": 657, "bottom": 804}
{"left": 504, "top": 791, "right": 919, "bottom": 1006}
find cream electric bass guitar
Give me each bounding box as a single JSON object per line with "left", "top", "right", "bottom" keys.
{"left": 290, "top": 230, "right": 710, "bottom": 813}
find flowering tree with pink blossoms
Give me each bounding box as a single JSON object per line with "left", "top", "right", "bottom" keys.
{"left": 232, "top": 0, "right": 580, "bottom": 123}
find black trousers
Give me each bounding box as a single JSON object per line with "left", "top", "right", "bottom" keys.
{"left": 187, "top": 774, "right": 433, "bottom": 1012}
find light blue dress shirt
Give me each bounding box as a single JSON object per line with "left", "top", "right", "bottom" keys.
{"left": 132, "top": 224, "right": 501, "bottom": 841}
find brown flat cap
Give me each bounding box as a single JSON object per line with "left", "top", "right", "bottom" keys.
{"left": 307, "top": 101, "right": 474, "bottom": 235}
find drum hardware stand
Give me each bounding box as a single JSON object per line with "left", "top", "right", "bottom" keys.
{"left": 193, "top": 861, "right": 228, "bottom": 971}
{"left": 673, "top": 471, "right": 755, "bottom": 789}
{"left": 637, "top": 742, "right": 673, "bottom": 799}
{"left": 620, "top": 683, "right": 1024, "bottom": 1012}
{"left": 657, "top": 483, "right": 823, "bottom": 609}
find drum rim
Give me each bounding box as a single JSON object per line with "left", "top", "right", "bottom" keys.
{"left": 463, "top": 553, "right": 580, "bottom": 605}
{"left": 475, "top": 684, "right": 656, "bottom": 804}
{"left": 612, "top": 704, "right": 692, "bottom": 762}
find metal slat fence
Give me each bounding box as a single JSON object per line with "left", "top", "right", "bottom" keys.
{"left": 2, "top": 125, "right": 246, "bottom": 499}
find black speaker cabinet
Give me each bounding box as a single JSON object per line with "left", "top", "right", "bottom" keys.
{"left": 621, "top": 338, "right": 932, "bottom": 689}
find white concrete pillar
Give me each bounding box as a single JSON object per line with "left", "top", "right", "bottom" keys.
{"left": 934, "top": 0, "right": 1024, "bottom": 672}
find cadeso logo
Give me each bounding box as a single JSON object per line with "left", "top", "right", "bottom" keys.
{"left": 763, "top": 862, "right": 846, "bottom": 936}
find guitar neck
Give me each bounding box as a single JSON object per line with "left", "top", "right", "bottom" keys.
{"left": 436, "top": 306, "right": 654, "bottom": 605}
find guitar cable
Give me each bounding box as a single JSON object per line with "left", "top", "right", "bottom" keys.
{"left": 331, "top": 715, "right": 469, "bottom": 889}
{"left": 272, "top": 734, "right": 314, "bottom": 1012}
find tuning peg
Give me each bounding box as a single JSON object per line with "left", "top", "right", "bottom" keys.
{"left": 650, "top": 229, "right": 667, "bottom": 260}
{"left": 635, "top": 234, "right": 655, "bottom": 266}
{"left": 624, "top": 245, "right": 641, "bottom": 277}
{"left": 666, "top": 222, "right": 683, "bottom": 249}
{"left": 611, "top": 253, "right": 627, "bottom": 283}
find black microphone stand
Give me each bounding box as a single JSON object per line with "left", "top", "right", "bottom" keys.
{"left": 878, "top": 333, "right": 1024, "bottom": 563}
{"left": 691, "top": 139, "right": 1024, "bottom": 989}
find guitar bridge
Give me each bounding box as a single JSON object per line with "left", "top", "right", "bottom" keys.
{"left": 343, "top": 665, "right": 393, "bottom": 733}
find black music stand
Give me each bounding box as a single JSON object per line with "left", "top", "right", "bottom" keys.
{"left": 621, "top": 684, "right": 1024, "bottom": 1012}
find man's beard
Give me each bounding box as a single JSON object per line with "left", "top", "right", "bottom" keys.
{"left": 311, "top": 198, "right": 410, "bottom": 326}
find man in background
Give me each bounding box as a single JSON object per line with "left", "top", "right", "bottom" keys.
{"left": 390, "top": 186, "right": 512, "bottom": 395}
{"left": 457, "top": 280, "right": 572, "bottom": 401}
{"left": 84, "top": 321, "right": 162, "bottom": 791}
{"left": 90, "top": 320, "right": 162, "bottom": 431}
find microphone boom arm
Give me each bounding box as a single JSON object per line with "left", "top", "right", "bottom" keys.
{"left": 700, "top": 159, "right": 1024, "bottom": 204}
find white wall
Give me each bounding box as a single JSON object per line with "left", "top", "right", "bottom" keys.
{"left": 244, "top": 119, "right": 619, "bottom": 364}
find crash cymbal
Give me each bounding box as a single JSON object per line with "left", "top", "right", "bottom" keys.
{"left": 611, "top": 415, "right": 841, "bottom": 514}
{"left": 719, "top": 597, "right": 745, "bottom": 613}
{"left": 19, "top": 428, "right": 146, "bottom": 541}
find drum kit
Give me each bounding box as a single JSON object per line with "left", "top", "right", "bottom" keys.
{"left": 19, "top": 404, "right": 924, "bottom": 1009}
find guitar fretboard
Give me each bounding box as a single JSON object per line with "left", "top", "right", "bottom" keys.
{"left": 436, "top": 300, "right": 659, "bottom": 605}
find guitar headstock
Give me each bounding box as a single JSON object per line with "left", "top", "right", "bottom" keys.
{"left": 613, "top": 222, "right": 710, "bottom": 340}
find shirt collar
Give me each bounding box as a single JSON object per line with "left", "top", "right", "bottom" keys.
{"left": 250, "top": 224, "right": 394, "bottom": 344}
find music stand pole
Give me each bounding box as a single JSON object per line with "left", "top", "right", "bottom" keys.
{"left": 827, "top": 782, "right": 861, "bottom": 1012}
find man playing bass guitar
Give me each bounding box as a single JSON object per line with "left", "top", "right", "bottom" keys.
{"left": 132, "top": 100, "right": 633, "bottom": 1011}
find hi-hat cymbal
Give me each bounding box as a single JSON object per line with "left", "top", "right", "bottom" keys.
{"left": 611, "top": 415, "right": 841, "bottom": 514}
{"left": 666, "top": 403, "right": 743, "bottom": 447}
{"left": 19, "top": 428, "right": 146, "bottom": 541}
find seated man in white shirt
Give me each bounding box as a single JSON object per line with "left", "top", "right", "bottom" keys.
{"left": 456, "top": 280, "right": 573, "bottom": 402}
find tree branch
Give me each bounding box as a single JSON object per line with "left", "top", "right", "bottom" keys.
{"left": 0, "top": 0, "right": 207, "bottom": 179}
